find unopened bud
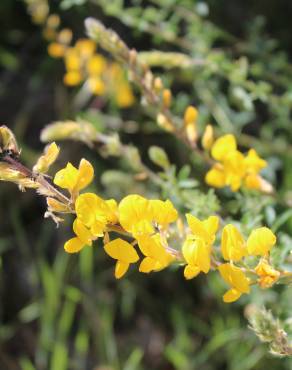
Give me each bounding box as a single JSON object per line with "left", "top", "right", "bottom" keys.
{"left": 162, "top": 89, "right": 172, "bottom": 108}
{"left": 202, "top": 124, "right": 214, "bottom": 150}
{"left": 47, "top": 197, "right": 70, "bottom": 213}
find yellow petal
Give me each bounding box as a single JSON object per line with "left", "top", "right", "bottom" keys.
{"left": 48, "top": 42, "right": 66, "bottom": 58}
{"left": 139, "top": 257, "right": 157, "bottom": 273}
{"left": 221, "top": 224, "right": 246, "bottom": 261}
{"left": 244, "top": 149, "right": 267, "bottom": 174}
{"left": 54, "top": 162, "right": 79, "bottom": 191}
{"left": 186, "top": 214, "right": 217, "bottom": 246}
{"left": 184, "top": 265, "right": 200, "bottom": 279}
{"left": 75, "top": 193, "right": 99, "bottom": 226}
{"left": 104, "top": 199, "right": 118, "bottom": 224}
{"left": 218, "top": 263, "right": 250, "bottom": 293}
{"left": 65, "top": 48, "right": 81, "bottom": 71}
{"left": 205, "top": 164, "right": 226, "bottom": 188}
{"left": 104, "top": 238, "right": 139, "bottom": 263}
{"left": 218, "top": 263, "right": 250, "bottom": 294}
{"left": 115, "top": 261, "right": 130, "bottom": 279}
{"left": 64, "top": 237, "right": 84, "bottom": 253}
{"left": 73, "top": 219, "right": 93, "bottom": 245}
{"left": 223, "top": 288, "right": 242, "bottom": 303}
{"left": 211, "top": 134, "right": 237, "bottom": 161}
{"left": 87, "top": 54, "right": 106, "bottom": 75}
{"left": 150, "top": 199, "right": 178, "bottom": 227}
{"left": 203, "top": 216, "right": 219, "bottom": 237}
{"left": 75, "top": 39, "right": 96, "bottom": 58}
{"left": 247, "top": 227, "right": 276, "bottom": 256}
{"left": 119, "top": 194, "right": 153, "bottom": 235}
{"left": 63, "top": 71, "right": 83, "bottom": 86}
{"left": 75, "top": 159, "right": 94, "bottom": 191}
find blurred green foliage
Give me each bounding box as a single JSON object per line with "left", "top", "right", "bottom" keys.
{"left": 0, "top": 0, "right": 292, "bottom": 369}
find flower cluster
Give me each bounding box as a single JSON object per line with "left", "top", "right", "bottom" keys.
{"left": 0, "top": 126, "right": 289, "bottom": 303}
{"left": 44, "top": 154, "right": 282, "bottom": 303}
{"left": 205, "top": 134, "right": 272, "bottom": 192}
{"left": 24, "top": 6, "right": 135, "bottom": 108}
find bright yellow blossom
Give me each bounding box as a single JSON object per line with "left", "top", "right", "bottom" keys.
{"left": 185, "top": 214, "right": 219, "bottom": 246}
{"left": 182, "top": 214, "right": 219, "bottom": 279}
{"left": 205, "top": 163, "right": 226, "bottom": 188}
{"left": 75, "top": 193, "right": 118, "bottom": 234}
{"left": 48, "top": 42, "right": 66, "bottom": 58}
{"left": 104, "top": 238, "right": 139, "bottom": 278}
{"left": 182, "top": 238, "right": 211, "bottom": 279}
{"left": 218, "top": 263, "right": 250, "bottom": 302}
{"left": 118, "top": 195, "right": 177, "bottom": 237}
{"left": 247, "top": 227, "right": 276, "bottom": 256}
{"left": 223, "top": 150, "right": 246, "bottom": 191}
{"left": 149, "top": 199, "right": 178, "bottom": 229}
{"left": 255, "top": 259, "right": 280, "bottom": 288}
{"left": 54, "top": 159, "right": 94, "bottom": 195}
{"left": 138, "top": 234, "right": 174, "bottom": 273}
{"left": 244, "top": 149, "right": 267, "bottom": 174}
{"left": 87, "top": 54, "right": 106, "bottom": 75}
{"left": 211, "top": 134, "right": 237, "bottom": 162}
{"left": 64, "top": 193, "right": 118, "bottom": 253}
{"left": 221, "top": 224, "right": 246, "bottom": 262}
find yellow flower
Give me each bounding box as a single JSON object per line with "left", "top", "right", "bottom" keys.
{"left": 221, "top": 224, "right": 246, "bottom": 261}
{"left": 247, "top": 227, "right": 276, "bottom": 256}
{"left": 255, "top": 259, "right": 280, "bottom": 288}
{"left": 64, "top": 218, "right": 95, "bottom": 253}
{"left": 201, "top": 124, "right": 214, "bottom": 151}
{"left": 63, "top": 193, "right": 118, "bottom": 254}
{"left": 119, "top": 195, "right": 154, "bottom": 236}
{"left": 244, "top": 149, "right": 267, "bottom": 174}
{"left": 63, "top": 71, "right": 83, "bottom": 86}
{"left": 75, "top": 193, "right": 118, "bottom": 235}
{"left": 205, "top": 164, "right": 226, "bottom": 188}
{"left": 182, "top": 214, "right": 219, "bottom": 279}
{"left": 182, "top": 238, "right": 211, "bottom": 279}
{"left": 186, "top": 214, "right": 219, "bottom": 246}
{"left": 223, "top": 150, "right": 246, "bottom": 191}
{"left": 118, "top": 195, "right": 177, "bottom": 238}
{"left": 75, "top": 39, "right": 96, "bottom": 59}
{"left": 137, "top": 234, "right": 174, "bottom": 273}
{"left": 211, "top": 134, "right": 237, "bottom": 162}
{"left": 87, "top": 54, "right": 107, "bottom": 75}
{"left": 54, "top": 159, "right": 94, "bottom": 195}
{"left": 48, "top": 42, "right": 66, "bottom": 58}
{"left": 149, "top": 199, "right": 178, "bottom": 229}
{"left": 218, "top": 263, "right": 250, "bottom": 303}
{"left": 65, "top": 48, "right": 81, "bottom": 71}
{"left": 104, "top": 238, "right": 139, "bottom": 278}
{"left": 33, "top": 142, "right": 60, "bottom": 174}
{"left": 115, "top": 83, "right": 135, "bottom": 108}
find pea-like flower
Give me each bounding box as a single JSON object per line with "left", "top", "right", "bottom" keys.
{"left": 218, "top": 263, "right": 250, "bottom": 303}
{"left": 137, "top": 234, "right": 174, "bottom": 273}
{"left": 255, "top": 259, "right": 280, "bottom": 288}
{"left": 182, "top": 214, "right": 219, "bottom": 279}
{"left": 221, "top": 224, "right": 246, "bottom": 262}
{"left": 247, "top": 227, "right": 276, "bottom": 256}
{"left": 54, "top": 159, "right": 94, "bottom": 196}
{"left": 104, "top": 238, "right": 139, "bottom": 278}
